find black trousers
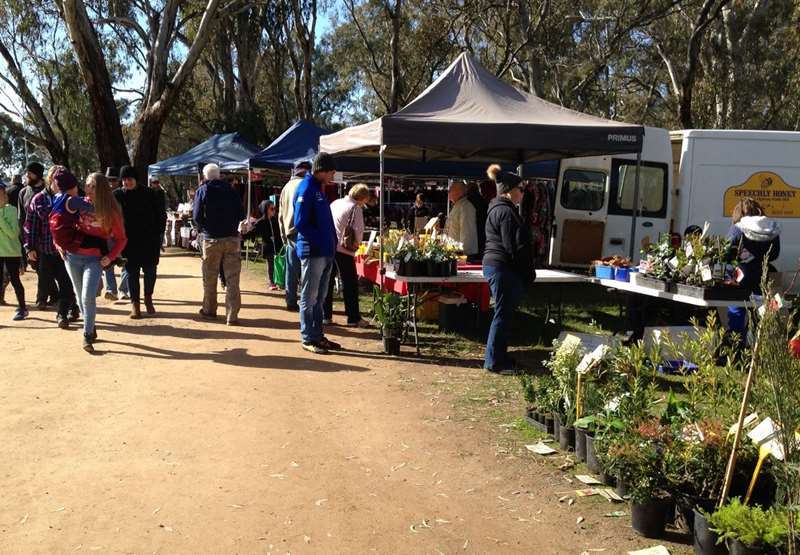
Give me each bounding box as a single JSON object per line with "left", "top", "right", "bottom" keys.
{"left": 39, "top": 253, "right": 74, "bottom": 317}
{"left": 0, "top": 257, "right": 25, "bottom": 309}
{"left": 324, "top": 252, "right": 361, "bottom": 323}
{"left": 126, "top": 262, "right": 157, "bottom": 303}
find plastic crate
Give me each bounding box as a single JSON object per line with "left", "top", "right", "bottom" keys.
{"left": 614, "top": 267, "right": 631, "bottom": 282}
{"left": 594, "top": 265, "right": 615, "bottom": 280}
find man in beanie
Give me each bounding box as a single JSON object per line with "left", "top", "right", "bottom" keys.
{"left": 24, "top": 165, "right": 76, "bottom": 327}
{"left": 293, "top": 152, "right": 340, "bottom": 354}
{"left": 481, "top": 164, "right": 535, "bottom": 374}
{"left": 18, "top": 162, "right": 45, "bottom": 231}
{"left": 278, "top": 159, "right": 311, "bottom": 311}
{"left": 113, "top": 165, "right": 167, "bottom": 319}
{"left": 193, "top": 163, "right": 244, "bottom": 325}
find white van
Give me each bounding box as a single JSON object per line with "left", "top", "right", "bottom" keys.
{"left": 549, "top": 128, "right": 800, "bottom": 272}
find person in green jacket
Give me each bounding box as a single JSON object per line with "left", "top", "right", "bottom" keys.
{"left": 0, "top": 180, "right": 27, "bottom": 320}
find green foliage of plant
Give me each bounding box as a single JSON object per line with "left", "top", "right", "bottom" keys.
{"left": 544, "top": 338, "right": 585, "bottom": 426}
{"left": 708, "top": 498, "right": 790, "bottom": 548}
{"left": 371, "top": 286, "right": 408, "bottom": 332}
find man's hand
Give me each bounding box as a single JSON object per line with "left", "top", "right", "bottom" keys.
{"left": 27, "top": 250, "right": 37, "bottom": 263}
{"left": 100, "top": 256, "right": 111, "bottom": 268}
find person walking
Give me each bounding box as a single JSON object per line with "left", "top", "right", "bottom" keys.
{"left": 482, "top": 164, "right": 536, "bottom": 374}
{"left": 324, "top": 183, "right": 369, "bottom": 327}
{"left": 294, "top": 153, "right": 340, "bottom": 354}
{"left": 726, "top": 198, "right": 781, "bottom": 336}
{"left": 246, "top": 200, "right": 283, "bottom": 290}
{"left": 0, "top": 180, "right": 27, "bottom": 321}
{"left": 49, "top": 169, "right": 116, "bottom": 352}
{"left": 193, "top": 163, "right": 244, "bottom": 325}
{"left": 279, "top": 160, "right": 311, "bottom": 311}
{"left": 24, "top": 166, "right": 77, "bottom": 328}
{"left": 101, "top": 166, "right": 127, "bottom": 300}
{"left": 113, "top": 166, "right": 166, "bottom": 319}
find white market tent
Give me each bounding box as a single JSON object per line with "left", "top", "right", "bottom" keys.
{"left": 320, "top": 52, "right": 648, "bottom": 261}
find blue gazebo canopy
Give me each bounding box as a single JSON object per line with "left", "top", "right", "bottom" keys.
{"left": 149, "top": 132, "right": 261, "bottom": 177}
{"left": 221, "top": 120, "right": 328, "bottom": 172}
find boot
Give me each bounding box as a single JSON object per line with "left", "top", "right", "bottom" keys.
{"left": 144, "top": 294, "right": 156, "bottom": 315}
{"left": 130, "top": 302, "right": 142, "bottom": 320}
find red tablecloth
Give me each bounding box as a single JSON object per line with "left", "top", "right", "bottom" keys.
{"left": 355, "top": 257, "right": 491, "bottom": 312}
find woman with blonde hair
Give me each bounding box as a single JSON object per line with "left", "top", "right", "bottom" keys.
{"left": 324, "top": 183, "right": 370, "bottom": 327}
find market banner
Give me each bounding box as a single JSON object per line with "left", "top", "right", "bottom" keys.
{"left": 723, "top": 171, "right": 800, "bottom": 218}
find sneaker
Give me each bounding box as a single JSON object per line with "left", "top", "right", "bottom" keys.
{"left": 319, "top": 337, "right": 342, "bottom": 351}
{"left": 57, "top": 316, "right": 70, "bottom": 329}
{"left": 82, "top": 336, "right": 95, "bottom": 353}
{"left": 120, "top": 293, "right": 130, "bottom": 300}
{"left": 484, "top": 366, "right": 521, "bottom": 376}
{"left": 301, "top": 341, "right": 329, "bottom": 355}
{"left": 198, "top": 309, "right": 217, "bottom": 320}
{"left": 104, "top": 291, "right": 117, "bottom": 301}
{"left": 12, "top": 308, "right": 28, "bottom": 321}
{"left": 269, "top": 284, "right": 279, "bottom": 291}
{"left": 227, "top": 319, "right": 239, "bottom": 326}
{"left": 345, "top": 319, "right": 370, "bottom": 328}
{"left": 322, "top": 318, "right": 334, "bottom": 325}
{"left": 69, "top": 307, "right": 81, "bottom": 322}
{"left": 286, "top": 305, "right": 300, "bottom": 312}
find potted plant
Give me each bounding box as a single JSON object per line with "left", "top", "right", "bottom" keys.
{"left": 545, "top": 337, "right": 585, "bottom": 451}
{"left": 626, "top": 423, "right": 673, "bottom": 539}
{"left": 372, "top": 287, "right": 408, "bottom": 355}
{"left": 708, "top": 499, "right": 789, "bottom": 555}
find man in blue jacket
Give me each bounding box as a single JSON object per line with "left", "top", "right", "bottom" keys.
{"left": 294, "top": 152, "right": 340, "bottom": 354}
{"left": 193, "top": 163, "right": 245, "bottom": 325}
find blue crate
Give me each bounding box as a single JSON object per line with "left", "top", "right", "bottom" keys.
{"left": 594, "top": 265, "right": 615, "bottom": 280}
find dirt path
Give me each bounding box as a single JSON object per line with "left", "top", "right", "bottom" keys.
{"left": 0, "top": 251, "right": 684, "bottom": 554}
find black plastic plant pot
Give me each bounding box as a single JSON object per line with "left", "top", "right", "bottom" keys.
{"left": 585, "top": 433, "right": 601, "bottom": 474}
{"left": 383, "top": 336, "right": 401, "bottom": 355}
{"left": 426, "top": 260, "right": 438, "bottom": 277}
{"left": 726, "top": 539, "right": 763, "bottom": 555}
{"left": 545, "top": 415, "right": 555, "bottom": 435}
{"left": 537, "top": 411, "right": 546, "bottom": 424}
{"left": 631, "top": 498, "right": 672, "bottom": 539}
{"left": 553, "top": 416, "right": 561, "bottom": 440}
{"left": 600, "top": 471, "right": 616, "bottom": 488}
{"left": 615, "top": 476, "right": 629, "bottom": 497}
{"left": 559, "top": 425, "right": 575, "bottom": 452}
{"left": 693, "top": 508, "right": 727, "bottom": 555}
{"left": 574, "top": 427, "right": 588, "bottom": 462}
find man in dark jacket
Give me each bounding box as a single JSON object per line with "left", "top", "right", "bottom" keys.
{"left": 482, "top": 165, "right": 535, "bottom": 374}
{"left": 193, "top": 163, "right": 245, "bottom": 325}
{"left": 114, "top": 165, "right": 167, "bottom": 319}
{"left": 293, "top": 152, "right": 339, "bottom": 354}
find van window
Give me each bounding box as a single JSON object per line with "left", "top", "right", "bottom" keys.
{"left": 560, "top": 169, "right": 606, "bottom": 211}
{"left": 609, "top": 160, "right": 668, "bottom": 218}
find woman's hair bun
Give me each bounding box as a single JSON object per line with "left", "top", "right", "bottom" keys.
{"left": 486, "top": 164, "right": 502, "bottom": 181}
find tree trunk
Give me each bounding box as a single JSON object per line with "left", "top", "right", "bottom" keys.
{"left": 387, "top": 0, "right": 403, "bottom": 113}
{"left": 57, "top": 0, "right": 130, "bottom": 168}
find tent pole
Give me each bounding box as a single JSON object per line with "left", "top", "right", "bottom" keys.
{"left": 379, "top": 146, "right": 385, "bottom": 286}
{"left": 628, "top": 151, "right": 642, "bottom": 261}
{"left": 246, "top": 167, "right": 252, "bottom": 266}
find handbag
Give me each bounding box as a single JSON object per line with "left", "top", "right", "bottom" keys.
{"left": 273, "top": 245, "right": 287, "bottom": 288}
{"left": 341, "top": 205, "right": 360, "bottom": 252}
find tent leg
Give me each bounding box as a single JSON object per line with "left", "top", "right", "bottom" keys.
{"left": 246, "top": 170, "right": 252, "bottom": 267}
{"left": 628, "top": 152, "right": 642, "bottom": 261}
{"left": 379, "top": 146, "right": 385, "bottom": 287}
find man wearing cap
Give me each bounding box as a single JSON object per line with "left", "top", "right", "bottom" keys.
{"left": 293, "top": 152, "right": 340, "bottom": 354}
{"left": 24, "top": 166, "right": 77, "bottom": 327}
{"left": 193, "top": 163, "right": 244, "bottom": 325}
{"left": 278, "top": 159, "right": 311, "bottom": 312}
{"left": 114, "top": 165, "right": 167, "bottom": 319}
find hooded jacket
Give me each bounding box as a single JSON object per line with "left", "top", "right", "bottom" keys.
{"left": 727, "top": 215, "right": 781, "bottom": 293}
{"left": 293, "top": 173, "right": 336, "bottom": 259}
{"left": 483, "top": 196, "right": 535, "bottom": 282}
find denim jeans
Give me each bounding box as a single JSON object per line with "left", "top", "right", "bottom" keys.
{"left": 285, "top": 239, "right": 301, "bottom": 309}
{"left": 103, "top": 267, "right": 118, "bottom": 295}
{"left": 299, "top": 256, "right": 333, "bottom": 344}
{"left": 483, "top": 264, "right": 524, "bottom": 370}
{"left": 119, "top": 267, "right": 130, "bottom": 295}
{"left": 64, "top": 252, "right": 102, "bottom": 338}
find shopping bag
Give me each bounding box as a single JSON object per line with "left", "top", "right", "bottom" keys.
{"left": 273, "top": 245, "right": 287, "bottom": 288}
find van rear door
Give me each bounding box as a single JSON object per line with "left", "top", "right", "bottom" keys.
{"left": 549, "top": 166, "right": 608, "bottom": 267}
{"left": 603, "top": 159, "right": 670, "bottom": 262}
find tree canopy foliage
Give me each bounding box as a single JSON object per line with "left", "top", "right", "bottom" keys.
{"left": 0, "top": 0, "right": 798, "bottom": 174}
